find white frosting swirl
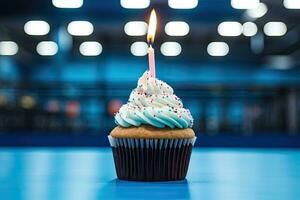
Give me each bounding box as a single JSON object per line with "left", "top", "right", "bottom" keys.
{"left": 114, "top": 71, "right": 193, "bottom": 129}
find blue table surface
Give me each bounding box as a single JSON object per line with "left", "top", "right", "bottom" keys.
{"left": 0, "top": 148, "right": 300, "bottom": 200}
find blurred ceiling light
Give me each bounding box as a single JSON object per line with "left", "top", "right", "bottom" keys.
{"left": 218, "top": 21, "right": 242, "bottom": 36}
{"left": 246, "top": 3, "right": 268, "bottom": 19}
{"left": 24, "top": 20, "right": 50, "bottom": 36}
{"left": 79, "top": 41, "right": 102, "bottom": 56}
{"left": 120, "top": 0, "right": 149, "bottom": 9}
{"left": 263, "top": 22, "right": 287, "bottom": 36}
{"left": 207, "top": 42, "right": 229, "bottom": 56}
{"left": 168, "top": 0, "right": 198, "bottom": 9}
{"left": 124, "top": 21, "right": 147, "bottom": 36}
{"left": 165, "top": 21, "right": 190, "bottom": 36}
{"left": 52, "top": 0, "right": 83, "bottom": 8}
{"left": 36, "top": 41, "right": 58, "bottom": 56}
{"left": 231, "top": 0, "right": 259, "bottom": 9}
{"left": 67, "top": 21, "right": 93, "bottom": 36}
{"left": 0, "top": 41, "right": 18, "bottom": 56}
{"left": 284, "top": 0, "right": 300, "bottom": 9}
{"left": 130, "top": 42, "right": 148, "bottom": 56}
{"left": 160, "top": 42, "right": 182, "bottom": 56}
{"left": 243, "top": 22, "right": 257, "bottom": 36}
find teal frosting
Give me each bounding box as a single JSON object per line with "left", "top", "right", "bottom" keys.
{"left": 114, "top": 71, "right": 193, "bottom": 129}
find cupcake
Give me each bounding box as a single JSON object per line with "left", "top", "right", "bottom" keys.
{"left": 108, "top": 71, "right": 196, "bottom": 181}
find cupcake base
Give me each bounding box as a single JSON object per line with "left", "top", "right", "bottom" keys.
{"left": 108, "top": 136, "right": 196, "bottom": 181}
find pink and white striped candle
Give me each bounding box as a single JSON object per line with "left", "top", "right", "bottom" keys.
{"left": 148, "top": 45, "right": 155, "bottom": 78}
{"left": 147, "top": 9, "right": 157, "bottom": 79}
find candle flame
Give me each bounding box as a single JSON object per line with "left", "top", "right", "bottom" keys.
{"left": 147, "top": 9, "right": 157, "bottom": 44}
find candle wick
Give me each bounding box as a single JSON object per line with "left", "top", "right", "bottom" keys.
{"left": 148, "top": 40, "right": 153, "bottom": 48}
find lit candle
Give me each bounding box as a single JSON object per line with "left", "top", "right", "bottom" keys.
{"left": 147, "top": 9, "right": 157, "bottom": 79}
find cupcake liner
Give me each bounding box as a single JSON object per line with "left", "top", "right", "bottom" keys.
{"left": 108, "top": 136, "right": 196, "bottom": 181}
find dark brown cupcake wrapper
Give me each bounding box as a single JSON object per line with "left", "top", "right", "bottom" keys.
{"left": 108, "top": 136, "right": 196, "bottom": 181}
